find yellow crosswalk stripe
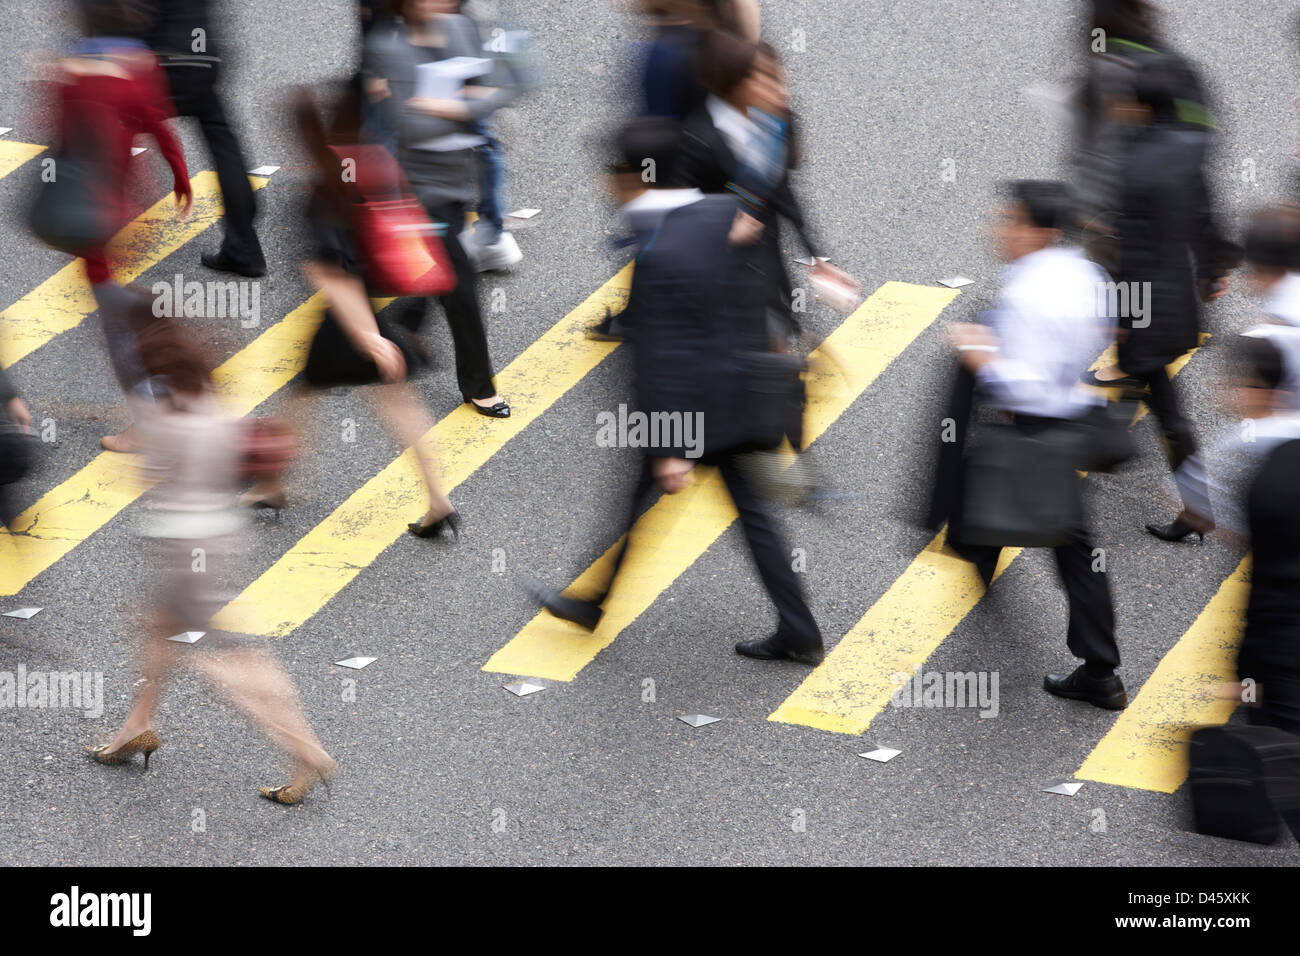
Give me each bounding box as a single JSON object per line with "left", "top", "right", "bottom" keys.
{"left": 0, "top": 140, "right": 46, "bottom": 180}
{"left": 483, "top": 281, "right": 961, "bottom": 681}
{"left": 1, "top": 170, "right": 269, "bottom": 369}
{"left": 770, "top": 341, "right": 1210, "bottom": 735}
{"left": 0, "top": 292, "right": 327, "bottom": 596}
{"left": 213, "top": 266, "right": 634, "bottom": 638}
{"left": 1077, "top": 557, "right": 1248, "bottom": 793}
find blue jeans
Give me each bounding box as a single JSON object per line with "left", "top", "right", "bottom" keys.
{"left": 472, "top": 125, "right": 507, "bottom": 242}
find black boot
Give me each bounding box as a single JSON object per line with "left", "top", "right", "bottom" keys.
{"left": 1144, "top": 517, "right": 1204, "bottom": 543}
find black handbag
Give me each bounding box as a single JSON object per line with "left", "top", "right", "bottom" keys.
{"left": 1070, "top": 399, "right": 1139, "bottom": 473}
{"left": 735, "top": 349, "right": 805, "bottom": 453}
{"left": 27, "top": 122, "right": 114, "bottom": 257}
{"left": 0, "top": 425, "right": 37, "bottom": 486}
{"left": 954, "top": 421, "right": 1083, "bottom": 548}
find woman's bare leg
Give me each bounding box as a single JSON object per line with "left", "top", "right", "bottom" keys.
{"left": 365, "top": 382, "right": 452, "bottom": 523}
{"left": 191, "top": 645, "right": 335, "bottom": 788}
{"left": 102, "top": 611, "right": 182, "bottom": 753}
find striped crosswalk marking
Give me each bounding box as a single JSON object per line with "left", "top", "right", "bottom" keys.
{"left": 213, "top": 265, "right": 634, "bottom": 638}
{"left": 1, "top": 170, "right": 269, "bottom": 369}
{"left": 0, "top": 292, "right": 327, "bottom": 596}
{"left": 1077, "top": 557, "right": 1248, "bottom": 793}
{"left": 769, "top": 340, "right": 1211, "bottom": 735}
{"left": 482, "top": 281, "right": 961, "bottom": 682}
{"left": 0, "top": 140, "right": 45, "bottom": 180}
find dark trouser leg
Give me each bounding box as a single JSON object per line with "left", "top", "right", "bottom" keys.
{"left": 428, "top": 202, "right": 497, "bottom": 401}
{"left": 1054, "top": 526, "right": 1120, "bottom": 672}
{"left": 1135, "top": 366, "right": 1196, "bottom": 470}
{"left": 184, "top": 83, "right": 264, "bottom": 268}
{"left": 717, "top": 455, "right": 822, "bottom": 649}
{"left": 587, "top": 456, "right": 658, "bottom": 604}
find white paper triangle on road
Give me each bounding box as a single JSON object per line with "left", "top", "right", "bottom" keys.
{"left": 166, "top": 631, "right": 205, "bottom": 644}
{"left": 504, "top": 680, "right": 545, "bottom": 697}
{"left": 678, "top": 714, "right": 720, "bottom": 728}
{"left": 1042, "top": 781, "right": 1084, "bottom": 796}
{"left": 3, "top": 607, "right": 42, "bottom": 619}
{"left": 335, "top": 656, "right": 377, "bottom": 670}
{"left": 859, "top": 747, "right": 902, "bottom": 763}
{"left": 938, "top": 276, "right": 974, "bottom": 289}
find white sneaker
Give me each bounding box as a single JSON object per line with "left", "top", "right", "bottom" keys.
{"left": 466, "top": 231, "right": 523, "bottom": 272}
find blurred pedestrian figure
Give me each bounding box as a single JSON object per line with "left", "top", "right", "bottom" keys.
{"left": 241, "top": 88, "right": 459, "bottom": 540}
{"left": 1245, "top": 203, "right": 1300, "bottom": 328}
{"left": 0, "top": 368, "right": 35, "bottom": 529}
{"left": 456, "top": 0, "right": 533, "bottom": 273}
{"left": 87, "top": 313, "right": 336, "bottom": 806}
{"left": 30, "top": 0, "right": 193, "bottom": 453}
{"left": 635, "top": 0, "right": 758, "bottom": 121}
{"left": 946, "top": 181, "right": 1127, "bottom": 710}
{"left": 363, "top": 0, "right": 514, "bottom": 418}
{"left": 529, "top": 118, "right": 824, "bottom": 665}
{"left": 675, "top": 32, "right": 851, "bottom": 344}
{"left": 1079, "top": 56, "right": 1238, "bottom": 509}
{"left": 133, "top": 0, "right": 267, "bottom": 277}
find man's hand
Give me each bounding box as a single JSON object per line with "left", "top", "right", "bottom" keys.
{"left": 947, "top": 322, "right": 1000, "bottom": 372}
{"left": 7, "top": 397, "right": 31, "bottom": 432}
{"left": 654, "top": 456, "right": 695, "bottom": 494}
{"left": 728, "top": 210, "right": 764, "bottom": 245}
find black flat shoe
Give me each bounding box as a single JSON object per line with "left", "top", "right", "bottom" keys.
{"left": 200, "top": 250, "right": 267, "bottom": 278}
{"left": 1044, "top": 665, "right": 1128, "bottom": 710}
{"left": 1145, "top": 518, "right": 1205, "bottom": 543}
{"left": 1079, "top": 369, "right": 1145, "bottom": 389}
{"left": 735, "top": 636, "right": 825, "bottom": 666}
{"left": 408, "top": 509, "right": 461, "bottom": 540}
{"left": 521, "top": 577, "right": 602, "bottom": 631}
{"left": 468, "top": 399, "right": 511, "bottom": 418}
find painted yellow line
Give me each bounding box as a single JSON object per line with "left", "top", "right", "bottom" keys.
{"left": 0, "top": 140, "right": 46, "bottom": 179}
{"left": 482, "top": 281, "right": 961, "bottom": 681}
{"left": 1, "top": 170, "right": 269, "bottom": 369}
{"left": 770, "top": 338, "right": 1210, "bottom": 735}
{"left": 1077, "top": 557, "right": 1248, "bottom": 793}
{"left": 213, "top": 266, "right": 634, "bottom": 638}
{"left": 0, "top": 292, "right": 327, "bottom": 596}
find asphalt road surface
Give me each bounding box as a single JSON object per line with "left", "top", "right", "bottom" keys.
{"left": 0, "top": 0, "right": 1297, "bottom": 865}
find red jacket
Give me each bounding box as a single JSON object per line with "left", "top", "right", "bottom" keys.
{"left": 52, "top": 48, "right": 190, "bottom": 282}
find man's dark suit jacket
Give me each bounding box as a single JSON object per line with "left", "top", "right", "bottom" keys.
{"left": 629, "top": 193, "right": 770, "bottom": 460}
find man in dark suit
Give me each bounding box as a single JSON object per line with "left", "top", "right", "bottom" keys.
{"left": 137, "top": 0, "right": 266, "bottom": 277}
{"left": 1108, "top": 54, "right": 1237, "bottom": 479}
{"left": 530, "top": 118, "right": 824, "bottom": 665}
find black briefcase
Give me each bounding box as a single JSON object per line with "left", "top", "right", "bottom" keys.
{"left": 735, "top": 349, "right": 805, "bottom": 453}
{"left": 1188, "top": 724, "right": 1300, "bottom": 845}
{"left": 954, "top": 422, "right": 1083, "bottom": 548}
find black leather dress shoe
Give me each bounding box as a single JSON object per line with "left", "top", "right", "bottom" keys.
{"left": 521, "top": 578, "right": 602, "bottom": 631}
{"left": 735, "top": 636, "right": 825, "bottom": 665}
{"left": 201, "top": 250, "right": 267, "bottom": 278}
{"left": 1044, "top": 665, "right": 1128, "bottom": 710}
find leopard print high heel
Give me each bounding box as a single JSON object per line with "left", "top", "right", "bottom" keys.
{"left": 259, "top": 757, "right": 337, "bottom": 806}
{"left": 86, "top": 730, "right": 163, "bottom": 769}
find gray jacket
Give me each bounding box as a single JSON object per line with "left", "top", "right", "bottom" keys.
{"left": 363, "top": 14, "right": 517, "bottom": 208}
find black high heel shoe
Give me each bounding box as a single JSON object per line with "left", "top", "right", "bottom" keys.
{"left": 408, "top": 508, "right": 461, "bottom": 540}
{"left": 1144, "top": 518, "right": 1205, "bottom": 543}
{"left": 467, "top": 398, "right": 511, "bottom": 418}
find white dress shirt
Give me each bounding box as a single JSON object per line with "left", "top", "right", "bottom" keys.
{"left": 976, "top": 245, "right": 1110, "bottom": 420}
{"left": 1262, "top": 272, "right": 1300, "bottom": 326}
